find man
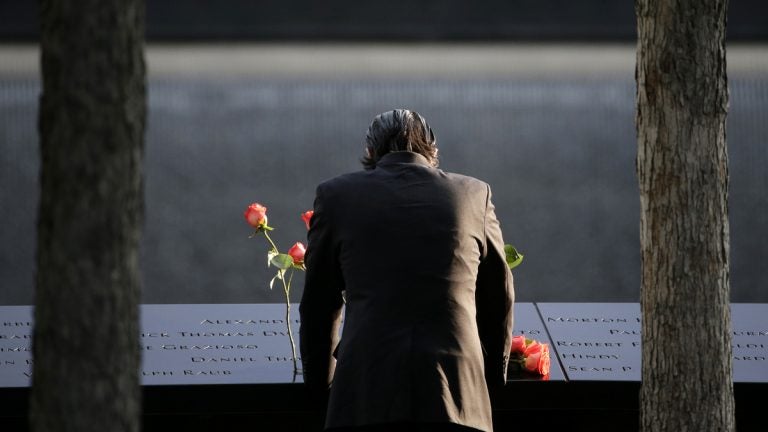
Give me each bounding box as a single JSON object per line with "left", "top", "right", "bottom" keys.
{"left": 300, "top": 109, "right": 514, "bottom": 432}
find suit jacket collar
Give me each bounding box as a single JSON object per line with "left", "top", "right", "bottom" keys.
{"left": 376, "top": 151, "right": 431, "bottom": 168}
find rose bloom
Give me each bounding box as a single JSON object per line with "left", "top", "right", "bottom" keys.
{"left": 537, "top": 345, "right": 551, "bottom": 376}
{"left": 523, "top": 342, "right": 551, "bottom": 376}
{"left": 302, "top": 210, "right": 314, "bottom": 230}
{"left": 244, "top": 203, "right": 268, "bottom": 228}
{"left": 287, "top": 242, "right": 306, "bottom": 264}
{"left": 523, "top": 342, "right": 542, "bottom": 371}
{"left": 510, "top": 335, "right": 527, "bottom": 355}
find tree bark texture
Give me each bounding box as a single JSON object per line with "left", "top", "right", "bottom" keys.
{"left": 636, "top": 0, "right": 734, "bottom": 431}
{"left": 31, "top": 1, "right": 145, "bottom": 431}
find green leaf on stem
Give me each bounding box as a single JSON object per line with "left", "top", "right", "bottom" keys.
{"left": 270, "top": 253, "right": 294, "bottom": 270}
{"left": 267, "top": 249, "right": 278, "bottom": 266}
{"left": 505, "top": 244, "right": 524, "bottom": 269}
{"left": 507, "top": 358, "right": 524, "bottom": 373}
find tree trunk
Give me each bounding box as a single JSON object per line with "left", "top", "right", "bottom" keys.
{"left": 636, "top": 0, "right": 734, "bottom": 430}
{"left": 31, "top": 1, "right": 146, "bottom": 431}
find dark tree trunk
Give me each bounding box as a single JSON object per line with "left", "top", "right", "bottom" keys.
{"left": 31, "top": 1, "right": 146, "bottom": 431}
{"left": 636, "top": 0, "right": 735, "bottom": 430}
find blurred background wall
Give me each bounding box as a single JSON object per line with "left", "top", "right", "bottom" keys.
{"left": 2, "top": 0, "right": 768, "bottom": 41}
{"left": 1, "top": 1, "right": 766, "bottom": 305}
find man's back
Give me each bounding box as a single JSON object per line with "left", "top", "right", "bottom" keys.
{"left": 301, "top": 152, "right": 513, "bottom": 432}
{"left": 300, "top": 110, "right": 513, "bottom": 432}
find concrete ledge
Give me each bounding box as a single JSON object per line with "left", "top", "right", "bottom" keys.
{"left": 1, "top": 43, "right": 767, "bottom": 79}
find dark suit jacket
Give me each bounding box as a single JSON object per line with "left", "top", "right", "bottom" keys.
{"left": 299, "top": 152, "right": 514, "bottom": 432}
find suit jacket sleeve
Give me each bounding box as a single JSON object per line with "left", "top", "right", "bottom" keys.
{"left": 475, "top": 184, "right": 515, "bottom": 394}
{"left": 299, "top": 184, "right": 345, "bottom": 398}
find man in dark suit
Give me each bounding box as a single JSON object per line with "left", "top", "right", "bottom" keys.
{"left": 300, "top": 109, "right": 514, "bottom": 432}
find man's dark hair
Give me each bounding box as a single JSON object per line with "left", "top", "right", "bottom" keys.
{"left": 362, "top": 109, "right": 438, "bottom": 170}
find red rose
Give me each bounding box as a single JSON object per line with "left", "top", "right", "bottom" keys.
{"left": 522, "top": 342, "right": 550, "bottom": 376}
{"left": 511, "top": 335, "right": 527, "bottom": 355}
{"left": 538, "top": 344, "right": 551, "bottom": 376}
{"left": 287, "top": 242, "right": 306, "bottom": 264}
{"left": 244, "top": 203, "right": 268, "bottom": 228}
{"left": 523, "top": 342, "right": 542, "bottom": 372}
{"left": 301, "top": 210, "right": 314, "bottom": 230}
